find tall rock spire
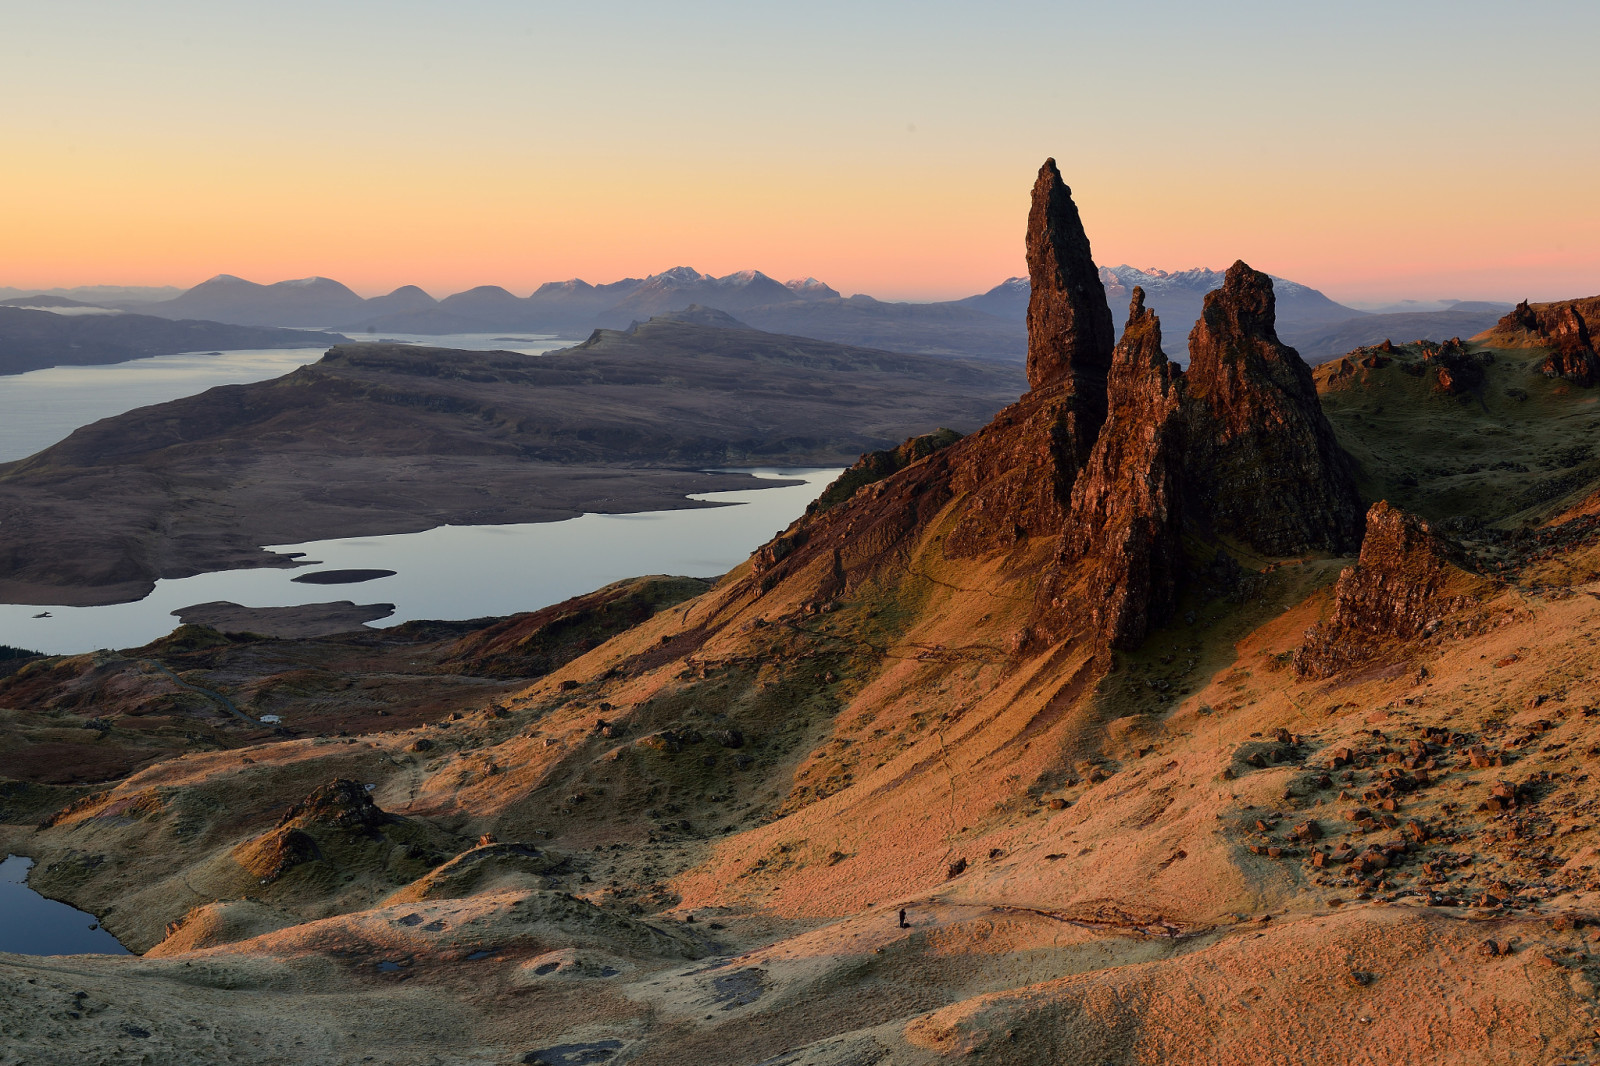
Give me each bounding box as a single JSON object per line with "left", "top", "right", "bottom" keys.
{"left": 1037, "top": 288, "right": 1186, "bottom": 651}
{"left": 1182, "top": 261, "right": 1363, "bottom": 554}
{"left": 1024, "top": 159, "right": 1116, "bottom": 410}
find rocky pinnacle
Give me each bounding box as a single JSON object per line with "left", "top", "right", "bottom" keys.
{"left": 1024, "top": 159, "right": 1116, "bottom": 410}
{"left": 1060, "top": 287, "right": 1186, "bottom": 650}
{"left": 1182, "top": 260, "right": 1364, "bottom": 555}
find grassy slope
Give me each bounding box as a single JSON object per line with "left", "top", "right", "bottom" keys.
{"left": 1315, "top": 343, "right": 1600, "bottom": 525}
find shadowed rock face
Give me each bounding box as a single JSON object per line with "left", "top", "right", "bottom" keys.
{"left": 1024, "top": 159, "right": 1116, "bottom": 412}
{"left": 1295, "top": 501, "right": 1483, "bottom": 678}
{"left": 1040, "top": 289, "right": 1187, "bottom": 650}
{"left": 1182, "top": 261, "right": 1364, "bottom": 555}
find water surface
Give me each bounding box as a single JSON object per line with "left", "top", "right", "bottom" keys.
{"left": 0, "top": 469, "right": 839, "bottom": 655}
{"left": 0, "top": 855, "right": 130, "bottom": 956}
{"left": 0, "top": 334, "right": 576, "bottom": 463}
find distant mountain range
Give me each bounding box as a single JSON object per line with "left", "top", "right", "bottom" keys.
{"left": 0, "top": 306, "right": 345, "bottom": 377}
{"left": 0, "top": 285, "right": 181, "bottom": 305}
{"left": 110, "top": 265, "right": 1370, "bottom": 363}
{"left": 1287, "top": 306, "right": 1512, "bottom": 361}
{"left": 2, "top": 269, "right": 1514, "bottom": 366}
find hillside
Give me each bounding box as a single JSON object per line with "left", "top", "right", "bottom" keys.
{"left": 4, "top": 162, "right": 1600, "bottom": 1065}
{"left": 0, "top": 306, "right": 345, "bottom": 376}
{"left": 0, "top": 317, "right": 1023, "bottom": 604}
{"left": 1288, "top": 307, "right": 1510, "bottom": 363}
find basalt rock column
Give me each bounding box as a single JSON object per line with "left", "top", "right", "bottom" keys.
{"left": 1182, "top": 261, "right": 1363, "bottom": 555}
{"left": 944, "top": 160, "right": 1118, "bottom": 555}
{"left": 1042, "top": 288, "right": 1186, "bottom": 650}
{"left": 1025, "top": 159, "right": 1116, "bottom": 431}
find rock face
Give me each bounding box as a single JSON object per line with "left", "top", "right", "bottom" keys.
{"left": 806, "top": 429, "right": 962, "bottom": 517}
{"left": 1024, "top": 159, "right": 1117, "bottom": 414}
{"left": 1045, "top": 289, "right": 1186, "bottom": 649}
{"left": 1527, "top": 302, "right": 1599, "bottom": 386}
{"left": 1182, "top": 261, "right": 1364, "bottom": 554}
{"left": 1481, "top": 297, "right": 1600, "bottom": 386}
{"left": 1295, "top": 502, "right": 1481, "bottom": 678}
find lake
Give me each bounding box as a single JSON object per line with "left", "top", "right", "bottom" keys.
{"left": 0, "top": 468, "right": 840, "bottom": 656}
{"left": 0, "top": 333, "right": 577, "bottom": 463}
{"left": 0, "top": 854, "right": 129, "bottom": 956}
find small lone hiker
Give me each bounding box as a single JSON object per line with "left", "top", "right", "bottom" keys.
{"left": 898, "top": 908, "right": 909, "bottom": 929}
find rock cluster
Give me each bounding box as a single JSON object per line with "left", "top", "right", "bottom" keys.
{"left": 1495, "top": 298, "right": 1600, "bottom": 386}
{"left": 1295, "top": 502, "right": 1481, "bottom": 678}
{"left": 749, "top": 159, "right": 1365, "bottom": 655}
{"left": 277, "top": 778, "right": 391, "bottom": 832}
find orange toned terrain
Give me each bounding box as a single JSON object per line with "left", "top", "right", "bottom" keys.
{"left": 4, "top": 167, "right": 1600, "bottom": 1065}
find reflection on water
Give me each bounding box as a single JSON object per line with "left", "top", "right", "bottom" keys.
{"left": 0, "top": 469, "right": 839, "bottom": 656}
{"left": 0, "top": 855, "right": 130, "bottom": 956}
{"left": 0, "top": 335, "right": 576, "bottom": 464}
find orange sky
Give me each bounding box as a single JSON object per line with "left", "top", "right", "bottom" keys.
{"left": 4, "top": 2, "right": 1597, "bottom": 304}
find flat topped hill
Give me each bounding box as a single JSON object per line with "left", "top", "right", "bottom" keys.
{"left": 0, "top": 319, "right": 1024, "bottom": 604}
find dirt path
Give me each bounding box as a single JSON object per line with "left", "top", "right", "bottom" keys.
{"left": 142, "top": 660, "right": 258, "bottom": 726}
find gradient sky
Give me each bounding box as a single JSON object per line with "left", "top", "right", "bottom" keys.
{"left": 4, "top": 0, "right": 1597, "bottom": 303}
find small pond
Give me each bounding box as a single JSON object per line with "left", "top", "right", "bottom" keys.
{"left": 0, "top": 854, "right": 130, "bottom": 956}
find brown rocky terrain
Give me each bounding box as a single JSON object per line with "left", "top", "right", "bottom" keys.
{"left": 5, "top": 164, "right": 1600, "bottom": 1065}
{"left": 1478, "top": 297, "right": 1600, "bottom": 387}
{"left": 0, "top": 318, "right": 1022, "bottom": 606}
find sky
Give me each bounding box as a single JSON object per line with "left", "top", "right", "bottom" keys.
{"left": 3, "top": 0, "right": 1597, "bottom": 304}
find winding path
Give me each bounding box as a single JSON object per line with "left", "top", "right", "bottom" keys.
{"left": 142, "top": 661, "right": 259, "bottom": 726}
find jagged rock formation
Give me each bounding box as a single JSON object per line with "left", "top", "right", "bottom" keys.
{"left": 232, "top": 778, "right": 453, "bottom": 888}
{"left": 1295, "top": 501, "right": 1486, "bottom": 678}
{"left": 1478, "top": 296, "right": 1600, "bottom": 386}
{"left": 1423, "top": 337, "right": 1487, "bottom": 395}
{"left": 277, "top": 778, "right": 392, "bottom": 832}
{"left": 1024, "top": 159, "right": 1116, "bottom": 418}
{"left": 1181, "top": 261, "right": 1364, "bottom": 554}
{"left": 751, "top": 174, "right": 1364, "bottom": 658}
{"left": 1039, "top": 289, "right": 1185, "bottom": 650}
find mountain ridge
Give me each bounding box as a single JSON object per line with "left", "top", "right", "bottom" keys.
{"left": 130, "top": 263, "right": 1370, "bottom": 364}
